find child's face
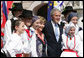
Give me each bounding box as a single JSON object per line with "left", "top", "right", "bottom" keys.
{"left": 69, "top": 27, "right": 75, "bottom": 36}
{"left": 24, "top": 18, "right": 32, "bottom": 27}
{"left": 71, "top": 16, "right": 78, "bottom": 25}
{"left": 16, "top": 22, "right": 25, "bottom": 34}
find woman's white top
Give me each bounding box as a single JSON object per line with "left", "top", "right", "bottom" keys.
{"left": 4, "top": 17, "right": 18, "bottom": 44}
{"left": 29, "top": 27, "right": 38, "bottom": 57}
{"left": 61, "top": 34, "right": 83, "bottom": 57}
{"left": 6, "top": 33, "right": 31, "bottom": 57}
{"left": 77, "top": 30, "right": 83, "bottom": 42}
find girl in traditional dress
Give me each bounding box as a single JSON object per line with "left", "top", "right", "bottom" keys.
{"left": 65, "top": 12, "right": 82, "bottom": 35}
{"left": 5, "top": 19, "right": 31, "bottom": 57}
{"left": 61, "top": 23, "right": 83, "bottom": 57}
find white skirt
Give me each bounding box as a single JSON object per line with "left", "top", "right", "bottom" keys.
{"left": 60, "top": 49, "right": 79, "bottom": 57}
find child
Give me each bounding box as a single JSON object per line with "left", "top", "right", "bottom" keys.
{"left": 66, "top": 12, "right": 82, "bottom": 35}
{"left": 30, "top": 16, "right": 47, "bottom": 57}
{"left": 61, "top": 24, "right": 83, "bottom": 57}
{"left": 5, "top": 19, "right": 31, "bottom": 57}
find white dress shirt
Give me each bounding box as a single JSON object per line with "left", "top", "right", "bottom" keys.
{"left": 51, "top": 20, "right": 60, "bottom": 41}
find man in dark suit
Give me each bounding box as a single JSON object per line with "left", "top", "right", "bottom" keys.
{"left": 43, "top": 8, "right": 63, "bottom": 57}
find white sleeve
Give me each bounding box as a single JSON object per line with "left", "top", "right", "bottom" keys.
{"left": 22, "top": 32, "right": 31, "bottom": 54}
{"left": 6, "top": 35, "right": 21, "bottom": 57}
{"left": 21, "top": 32, "right": 31, "bottom": 54}
{"left": 22, "top": 42, "right": 31, "bottom": 54}
{"left": 75, "top": 36, "right": 83, "bottom": 57}
{"left": 4, "top": 20, "right": 12, "bottom": 43}
{"left": 61, "top": 34, "right": 67, "bottom": 50}
{"left": 30, "top": 33, "right": 38, "bottom": 57}
{"left": 6, "top": 39, "right": 17, "bottom": 57}
{"left": 78, "top": 31, "right": 83, "bottom": 42}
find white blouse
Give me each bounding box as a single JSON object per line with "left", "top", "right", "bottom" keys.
{"left": 4, "top": 17, "right": 18, "bottom": 43}
{"left": 6, "top": 33, "right": 31, "bottom": 57}
{"left": 61, "top": 34, "right": 83, "bottom": 57}
{"left": 77, "top": 30, "right": 83, "bottom": 42}
{"left": 29, "top": 27, "right": 38, "bottom": 57}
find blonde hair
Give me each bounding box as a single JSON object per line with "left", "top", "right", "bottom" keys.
{"left": 38, "top": 16, "right": 46, "bottom": 24}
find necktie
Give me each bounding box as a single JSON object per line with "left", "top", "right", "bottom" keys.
{"left": 55, "top": 24, "right": 59, "bottom": 42}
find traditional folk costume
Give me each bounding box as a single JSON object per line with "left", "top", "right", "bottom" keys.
{"left": 66, "top": 12, "right": 82, "bottom": 35}
{"left": 1, "top": 32, "right": 7, "bottom": 57}
{"left": 4, "top": 17, "right": 18, "bottom": 44}
{"left": 22, "top": 26, "right": 37, "bottom": 57}
{"left": 63, "top": 22, "right": 82, "bottom": 35}
{"left": 5, "top": 33, "right": 31, "bottom": 57}
{"left": 61, "top": 24, "right": 83, "bottom": 57}
{"left": 61, "top": 34, "right": 83, "bottom": 57}
{"left": 4, "top": 3, "right": 24, "bottom": 44}
{"left": 77, "top": 30, "right": 83, "bottom": 42}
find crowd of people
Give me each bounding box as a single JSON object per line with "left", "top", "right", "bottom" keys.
{"left": 1, "top": 3, "right": 83, "bottom": 57}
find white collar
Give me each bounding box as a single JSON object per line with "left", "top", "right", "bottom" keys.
{"left": 30, "top": 27, "right": 35, "bottom": 32}
{"left": 51, "top": 20, "right": 61, "bottom": 25}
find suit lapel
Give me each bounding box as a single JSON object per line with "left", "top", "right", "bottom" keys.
{"left": 58, "top": 24, "right": 63, "bottom": 42}
{"left": 48, "top": 21, "right": 57, "bottom": 42}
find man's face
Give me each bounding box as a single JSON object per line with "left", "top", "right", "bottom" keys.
{"left": 51, "top": 11, "right": 61, "bottom": 24}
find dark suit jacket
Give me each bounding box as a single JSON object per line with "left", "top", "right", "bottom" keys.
{"left": 42, "top": 21, "right": 63, "bottom": 57}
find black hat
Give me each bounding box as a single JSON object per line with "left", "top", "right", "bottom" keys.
{"left": 19, "top": 9, "right": 33, "bottom": 18}
{"left": 9, "top": 3, "right": 24, "bottom": 11}
{"left": 62, "top": 6, "right": 77, "bottom": 15}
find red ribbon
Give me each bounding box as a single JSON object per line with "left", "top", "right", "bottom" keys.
{"left": 65, "top": 35, "right": 79, "bottom": 57}
{"left": 1, "top": 32, "right": 4, "bottom": 36}
{"left": 63, "top": 49, "right": 79, "bottom": 57}
{"left": 36, "top": 31, "right": 45, "bottom": 44}
{"left": 25, "top": 29, "right": 32, "bottom": 40}
{"left": 1, "top": 39, "right": 3, "bottom": 48}
{"left": 16, "top": 53, "right": 22, "bottom": 57}
{"left": 66, "top": 35, "right": 76, "bottom": 50}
